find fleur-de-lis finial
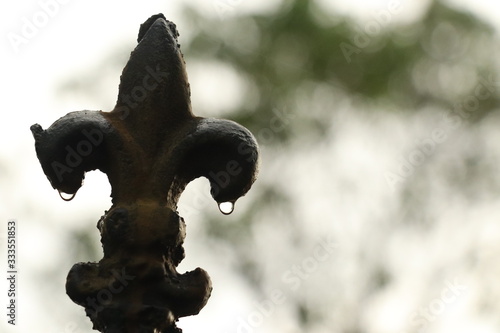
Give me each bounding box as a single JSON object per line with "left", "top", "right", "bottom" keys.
{"left": 31, "top": 13, "right": 259, "bottom": 332}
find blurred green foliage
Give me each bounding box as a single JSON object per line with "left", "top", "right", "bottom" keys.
{"left": 181, "top": 0, "right": 499, "bottom": 329}
{"left": 185, "top": 0, "right": 498, "bottom": 128}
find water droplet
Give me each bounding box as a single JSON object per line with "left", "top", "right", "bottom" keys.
{"left": 58, "top": 190, "right": 76, "bottom": 202}
{"left": 218, "top": 201, "right": 234, "bottom": 215}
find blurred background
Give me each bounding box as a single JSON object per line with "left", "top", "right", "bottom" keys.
{"left": 1, "top": 0, "right": 500, "bottom": 332}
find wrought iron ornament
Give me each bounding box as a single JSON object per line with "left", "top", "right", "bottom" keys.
{"left": 31, "top": 14, "right": 259, "bottom": 333}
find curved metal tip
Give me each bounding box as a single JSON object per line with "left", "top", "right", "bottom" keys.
{"left": 137, "top": 14, "right": 179, "bottom": 44}
{"left": 30, "top": 123, "right": 44, "bottom": 140}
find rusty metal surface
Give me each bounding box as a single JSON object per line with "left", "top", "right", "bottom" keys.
{"left": 30, "top": 13, "right": 259, "bottom": 333}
